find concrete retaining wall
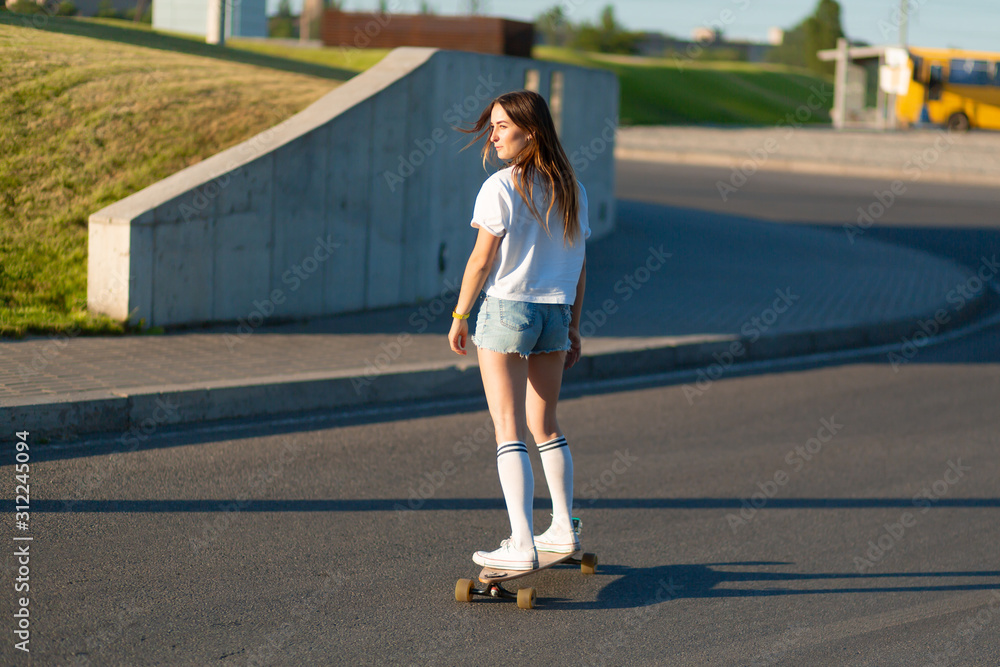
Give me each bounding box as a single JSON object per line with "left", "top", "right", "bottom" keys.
{"left": 87, "top": 48, "right": 618, "bottom": 328}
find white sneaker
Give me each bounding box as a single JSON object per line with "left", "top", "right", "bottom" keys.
{"left": 534, "top": 524, "right": 581, "bottom": 554}
{"left": 472, "top": 538, "right": 538, "bottom": 570}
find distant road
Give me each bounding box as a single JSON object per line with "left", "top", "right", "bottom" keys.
{"left": 617, "top": 158, "right": 1000, "bottom": 270}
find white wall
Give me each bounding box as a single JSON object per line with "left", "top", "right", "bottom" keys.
{"left": 87, "top": 48, "right": 619, "bottom": 328}
{"left": 153, "top": 0, "right": 267, "bottom": 38}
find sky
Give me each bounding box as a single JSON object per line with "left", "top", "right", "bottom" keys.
{"left": 268, "top": 0, "right": 999, "bottom": 52}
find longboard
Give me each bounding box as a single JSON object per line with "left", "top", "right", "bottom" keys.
{"left": 455, "top": 549, "right": 597, "bottom": 609}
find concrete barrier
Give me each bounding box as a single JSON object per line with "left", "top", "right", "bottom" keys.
{"left": 87, "top": 47, "right": 618, "bottom": 328}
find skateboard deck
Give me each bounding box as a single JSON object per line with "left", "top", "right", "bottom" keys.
{"left": 478, "top": 549, "right": 579, "bottom": 583}
{"left": 455, "top": 549, "right": 597, "bottom": 609}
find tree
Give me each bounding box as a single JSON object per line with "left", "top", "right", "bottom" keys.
{"left": 572, "top": 4, "right": 638, "bottom": 55}
{"left": 134, "top": 0, "right": 147, "bottom": 22}
{"left": 805, "top": 0, "right": 843, "bottom": 75}
{"left": 536, "top": 5, "right": 572, "bottom": 47}
{"left": 270, "top": 0, "right": 296, "bottom": 38}
{"left": 96, "top": 0, "right": 119, "bottom": 18}
{"left": 769, "top": 0, "right": 843, "bottom": 75}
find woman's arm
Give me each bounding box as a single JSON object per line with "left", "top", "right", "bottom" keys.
{"left": 565, "top": 258, "right": 586, "bottom": 370}
{"left": 448, "top": 227, "right": 503, "bottom": 355}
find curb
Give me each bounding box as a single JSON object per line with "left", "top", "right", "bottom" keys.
{"left": 8, "top": 286, "right": 996, "bottom": 444}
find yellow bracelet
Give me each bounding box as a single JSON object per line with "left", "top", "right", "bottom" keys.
{"left": 452, "top": 311, "right": 470, "bottom": 320}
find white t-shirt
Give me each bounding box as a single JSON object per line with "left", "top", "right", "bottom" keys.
{"left": 471, "top": 167, "right": 590, "bottom": 304}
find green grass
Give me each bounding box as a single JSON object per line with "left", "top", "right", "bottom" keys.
{"left": 534, "top": 46, "right": 833, "bottom": 126}
{"left": 225, "top": 37, "right": 390, "bottom": 73}
{"left": 0, "top": 17, "right": 353, "bottom": 337}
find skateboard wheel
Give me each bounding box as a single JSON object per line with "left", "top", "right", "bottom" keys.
{"left": 580, "top": 552, "right": 597, "bottom": 575}
{"left": 517, "top": 587, "right": 536, "bottom": 609}
{"left": 455, "top": 578, "right": 474, "bottom": 603}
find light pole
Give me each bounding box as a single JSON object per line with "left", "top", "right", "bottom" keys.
{"left": 899, "top": 0, "right": 908, "bottom": 47}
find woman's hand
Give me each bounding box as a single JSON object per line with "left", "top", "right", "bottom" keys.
{"left": 564, "top": 326, "right": 582, "bottom": 370}
{"left": 449, "top": 317, "right": 469, "bottom": 355}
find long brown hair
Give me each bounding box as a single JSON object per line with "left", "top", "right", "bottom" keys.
{"left": 459, "top": 90, "right": 581, "bottom": 246}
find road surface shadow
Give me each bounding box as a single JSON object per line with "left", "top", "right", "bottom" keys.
{"left": 539, "top": 561, "right": 1000, "bottom": 611}
{"left": 25, "top": 497, "right": 1000, "bottom": 512}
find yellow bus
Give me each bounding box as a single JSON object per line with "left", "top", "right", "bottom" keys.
{"left": 896, "top": 47, "right": 1000, "bottom": 131}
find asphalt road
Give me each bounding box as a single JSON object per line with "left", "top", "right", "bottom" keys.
{"left": 4, "top": 162, "right": 1000, "bottom": 666}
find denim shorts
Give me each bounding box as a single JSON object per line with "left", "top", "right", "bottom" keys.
{"left": 472, "top": 295, "right": 572, "bottom": 357}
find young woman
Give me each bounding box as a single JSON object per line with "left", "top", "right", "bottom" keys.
{"left": 448, "top": 90, "right": 589, "bottom": 571}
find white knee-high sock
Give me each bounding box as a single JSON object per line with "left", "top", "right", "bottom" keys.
{"left": 496, "top": 441, "right": 534, "bottom": 551}
{"left": 537, "top": 435, "right": 573, "bottom": 532}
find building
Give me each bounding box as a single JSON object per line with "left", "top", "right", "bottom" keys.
{"left": 320, "top": 10, "right": 533, "bottom": 58}
{"left": 153, "top": 0, "right": 267, "bottom": 39}
{"left": 635, "top": 31, "right": 773, "bottom": 64}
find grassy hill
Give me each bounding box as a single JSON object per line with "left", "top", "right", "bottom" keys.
{"left": 0, "top": 16, "right": 363, "bottom": 337}
{"left": 534, "top": 46, "right": 833, "bottom": 126}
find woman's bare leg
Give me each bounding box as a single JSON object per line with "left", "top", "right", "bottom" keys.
{"left": 526, "top": 350, "right": 576, "bottom": 542}
{"left": 477, "top": 347, "right": 534, "bottom": 552}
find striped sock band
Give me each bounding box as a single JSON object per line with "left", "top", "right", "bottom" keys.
{"left": 497, "top": 441, "right": 529, "bottom": 458}
{"left": 537, "top": 435, "right": 568, "bottom": 454}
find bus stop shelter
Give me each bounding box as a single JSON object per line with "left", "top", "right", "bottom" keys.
{"left": 818, "top": 38, "right": 911, "bottom": 130}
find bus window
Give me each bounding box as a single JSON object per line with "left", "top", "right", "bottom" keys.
{"left": 929, "top": 64, "right": 943, "bottom": 100}
{"left": 993, "top": 62, "right": 1000, "bottom": 86}
{"left": 949, "top": 59, "right": 991, "bottom": 86}
{"left": 912, "top": 55, "right": 924, "bottom": 82}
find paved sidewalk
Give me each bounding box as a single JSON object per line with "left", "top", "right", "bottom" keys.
{"left": 616, "top": 126, "right": 1000, "bottom": 186}
{"left": 1, "top": 198, "right": 992, "bottom": 441}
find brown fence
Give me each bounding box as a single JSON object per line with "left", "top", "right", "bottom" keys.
{"left": 320, "top": 11, "right": 534, "bottom": 58}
